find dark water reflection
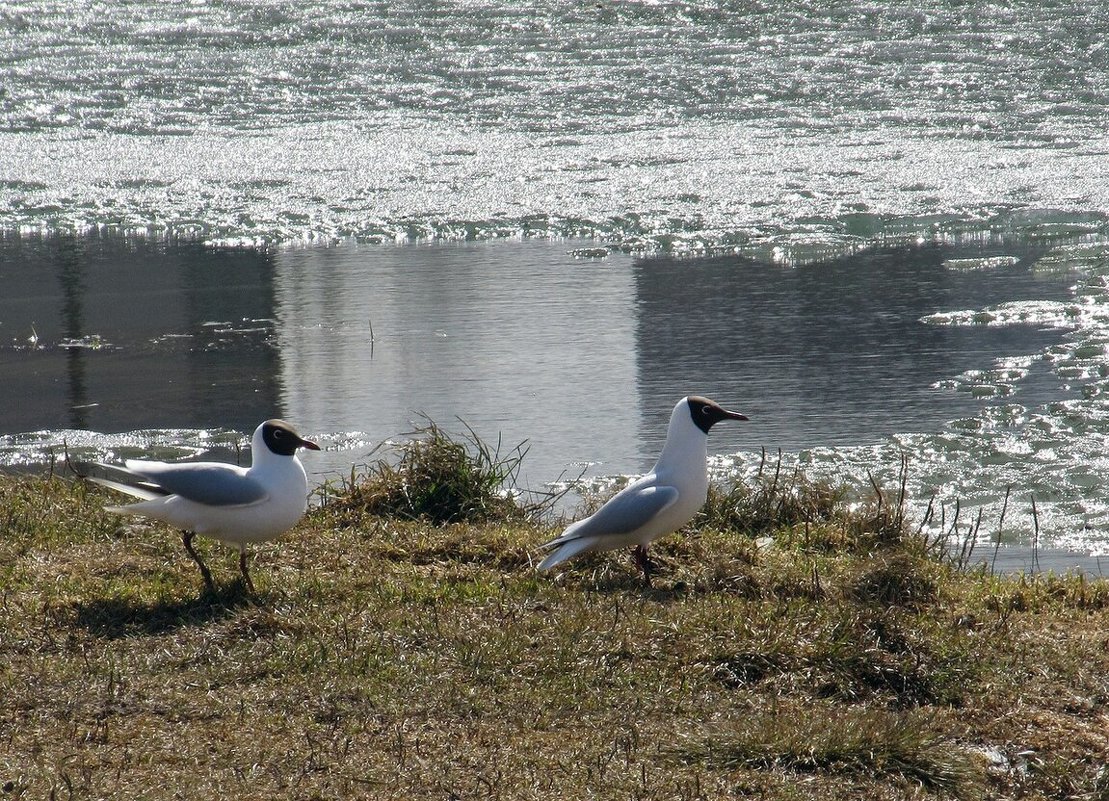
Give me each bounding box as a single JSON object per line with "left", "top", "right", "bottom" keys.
{"left": 634, "top": 243, "right": 1074, "bottom": 455}
{"left": 0, "top": 235, "right": 1079, "bottom": 490}
{"left": 0, "top": 235, "right": 280, "bottom": 435}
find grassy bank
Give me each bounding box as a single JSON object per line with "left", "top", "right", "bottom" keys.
{"left": 2, "top": 436, "right": 1109, "bottom": 799}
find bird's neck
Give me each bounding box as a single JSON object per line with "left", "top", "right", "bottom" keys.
{"left": 250, "top": 451, "right": 304, "bottom": 480}
{"left": 653, "top": 424, "right": 709, "bottom": 479}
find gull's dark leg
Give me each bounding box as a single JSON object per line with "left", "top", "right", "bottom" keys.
{"left": 182, "top": 531, "right": 215, "bottom": 591}
{"left": 238, "top": 549, "right": 255, "bottom": 593}
{"left": 632, "top": 545, "right": 654, "bottom": 587}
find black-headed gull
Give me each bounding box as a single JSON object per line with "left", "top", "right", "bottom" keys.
{"left": 538, "top": 396, "right": 748, "bottom": 583}
{"left": 85, "top": 419, "right": 320, "bottom": 592}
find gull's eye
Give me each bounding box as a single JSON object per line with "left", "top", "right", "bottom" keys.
{"left": 273, "top": 429, "right": 284, "bottom": 438}
{"left": 702, "top": 405, "right": 713, "bottom": 416}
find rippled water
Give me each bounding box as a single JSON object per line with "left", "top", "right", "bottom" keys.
{"left": 2, "top": 2, "right": 1108, "bottom": 248}
{"left": 3, "top": 2, "right": 1109, "bottom": 555}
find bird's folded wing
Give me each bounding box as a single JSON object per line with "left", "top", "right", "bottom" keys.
{"left": 548, "top": 484, "right": 680, "bottom": 545}
{"left": 76, "top": 461, "right": 170, "bottom": 501}
{"left": 120, "top": 461, "right": 269, "bottom": 506}
{"left": 85, "top": 475, "right": 166, "bottom": 501}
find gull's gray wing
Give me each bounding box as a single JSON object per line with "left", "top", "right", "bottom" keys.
{"left": 549, "top": 484, "right": 679, "bottom": 545}
{"left": 122, "top": 460, "right": 269, "bottom": 507}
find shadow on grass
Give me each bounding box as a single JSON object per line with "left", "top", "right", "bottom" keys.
{"left": 563, "top": 562, "right": 694, "bottom": 602}
{"left": 71, "top": 581, "right": 258, "bottom": 638}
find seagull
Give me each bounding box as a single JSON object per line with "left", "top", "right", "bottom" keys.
{"left": 538, "top": 395, "right": 748, "bottom": 583}
{"left": 84, "top": 419, "right": 320, "bottom": 592}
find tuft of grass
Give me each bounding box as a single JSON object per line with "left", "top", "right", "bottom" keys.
{"left": 672, "top": 705, "right": 981, "bottom": 798}
{"left": 318, "top": 419, "right": 542, "bottom": 526}
{"left": 848, "top": 551, "right": 939, "bottom": 608}
{"left": 697, "top": 453, "right": 846, "bottom": 535}
{"left": 698, "top": 453, "right": 915, "bottom": 555}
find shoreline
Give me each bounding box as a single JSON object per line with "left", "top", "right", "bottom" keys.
{"left": 978, "top": 544, "right": 1109, "bottom": 577}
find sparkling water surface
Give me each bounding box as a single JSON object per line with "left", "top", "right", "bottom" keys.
{"left": 3, "top": 2, "right": 1109, "bottom": 553}
{"left": 2, "top": 1, "right": 1108, "bottom": 246}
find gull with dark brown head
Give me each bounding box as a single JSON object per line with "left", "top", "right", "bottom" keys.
{"left": 538, "top": 396, "right": 748, "bottom": 583}
{"left": 83, "top": 419, "right": 320, "bottom": 593}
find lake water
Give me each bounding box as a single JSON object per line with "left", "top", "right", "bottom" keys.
{"left": 3, "top": 2, "right": 1109, "bottom": 554}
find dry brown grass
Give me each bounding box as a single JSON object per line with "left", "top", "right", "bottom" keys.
{"left": 3, "top": 472, "right": 1109, "bottom": 799}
